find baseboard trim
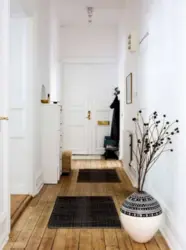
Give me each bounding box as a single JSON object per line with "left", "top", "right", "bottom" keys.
{"left": 10, "top": 184, "right": 30, "bottom": 195}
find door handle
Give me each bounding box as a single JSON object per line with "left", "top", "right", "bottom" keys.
{"left": 86, "top": 111, "right": 91, "bottom": 120}
{"left": 0, "top": 116, "right": 8, "bottom": 121}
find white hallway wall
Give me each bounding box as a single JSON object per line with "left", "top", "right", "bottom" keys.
{"left": 122, "top": 0, "right": 186, "bottom": 249}
{"left": 51, "top": 25, "right": 119, "bottom": 102}
{"left": 138, "top": 1, "right": 186, "bottom": 249}
{"left": 32, "top": 0, "right": 51, "bottom": 194}
{"left": 118, "top": 0, "right": 141, "bottom": 171}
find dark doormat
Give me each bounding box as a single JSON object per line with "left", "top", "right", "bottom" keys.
{"left": 48, "top": 196, "right": 121, "bottom": 228}
{"left": 77, "top": 169, "right": 120, "bottom": 183}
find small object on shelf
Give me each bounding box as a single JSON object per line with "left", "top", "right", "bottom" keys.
{"left": 48, "top": 94, "right": 50, "bottom": 103}
{"left": 53, "top": 101, "right": 58, "bottom": 104}
{"left": 62, "top": 151, "right": 72, "bottom": 175}
{"left": 41, "top": 99, "right": 48, "bottom": 104}
{"left": 41, "top": 84, "right": 46, "bottom": 99}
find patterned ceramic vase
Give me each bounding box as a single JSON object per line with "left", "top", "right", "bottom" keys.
{"left": 120, "top": 192, "right": 163, "bottom": 243}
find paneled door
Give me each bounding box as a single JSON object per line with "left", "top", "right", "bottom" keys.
{"left": 0, "top": 0, "right": 10, "bottom": 247}
{"left": 62, "top": 63, "right": 117, "bottom": 155}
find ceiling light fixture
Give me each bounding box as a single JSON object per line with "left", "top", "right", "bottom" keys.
{"left": 87, "top": 7, "right": 94, "bottom": 24}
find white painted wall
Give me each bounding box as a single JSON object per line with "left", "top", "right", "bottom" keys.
{"left": 118, "top": 1, "right": 141, "bottom": 178}
{"left": 32, "top": 0, "right": 51, "bottom": 194}
{"left": 121, "top": 0, "right": 186, "bottom": 249}
{"left": 137, "top": 1, "right": 186, "bottom": 249}
{"left": 60, "top": 26, "right": 118, "bottom": 59}
{"left": 50, "top": 11, "right": 61, "bottom": 103}
{"left": 51, "top": 24, "right": 119, "bottom": 103}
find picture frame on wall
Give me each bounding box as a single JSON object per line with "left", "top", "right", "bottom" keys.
{"left": 126, "top": 73, "right": 133, "bottom": 104}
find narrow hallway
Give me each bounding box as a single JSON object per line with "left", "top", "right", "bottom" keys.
{"left": 4, "top": 161, "right": 169, "bottom": 250}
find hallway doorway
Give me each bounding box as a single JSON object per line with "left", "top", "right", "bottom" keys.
{"left": 62, "top": 63, "right": 117, "bottom": 155}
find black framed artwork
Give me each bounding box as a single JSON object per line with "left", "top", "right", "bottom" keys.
{"left": 126, "top": 73, "right": 133, "bottom": 104}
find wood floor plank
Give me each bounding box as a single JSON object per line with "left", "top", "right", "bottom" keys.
{"left": 104, "top": 229, "right": 118, "bottom": 248}
{"left": 38, "top": 228, "right": 56, "bottom": 250}
{"left": 106, "top": 247, "right": 119, "bottom": 250}
{"left": 25, "top": 203, "right": 54, "bottom": 249}
{"left": 64, "top": 229, "right": 80, "bottom": 250}
{"left": 4, "top": 160, "right": 169, "bottom": 250}
{"left": 52, "top": 229, "right": 68, "bottom": 250}
{"left": 11, "top": 195, "right": 27, "bottom": 217}
{"left": 116, "top": 230, "right": 132, "bottom": 250}
{"left": 145, "top": 238, "right": 160, "bottom": 250}
{"left": 131, "top": 240, "right": 147, "bottom": 250}
{"left": 79, "top": 229, "right": 92, "bottom": 250}
{"left": 11, "top": 196, "right": 32, "bottom": 228}
{"left": 155, "top": 234, "right": 170, "bottom": 250}
{"left": 91, "top": 229, "right": 105, "bottom": 250}
{"left": 12, "top": 202, "right": 46, "bottom": 249}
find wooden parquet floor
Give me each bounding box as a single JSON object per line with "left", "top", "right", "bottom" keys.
{"left": 4, "top": 160, "right": 169, "bottom": 250}
{"left": 11, "top": 195, "right": 28, "bottom": 217}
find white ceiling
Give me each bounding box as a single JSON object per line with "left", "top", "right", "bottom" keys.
{"left": 54, "top": 0, "right": 126, "bottom": 26}
{"left": 10, "top": 0, "right": 126, "bottom": 26}
{"left": 10, "top": 0, "right": 36, "bottom": 16}
{"left": 54, "top": 0, "right": 126, "bottom": 9}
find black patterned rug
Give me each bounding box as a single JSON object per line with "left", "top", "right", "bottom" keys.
{"left": 77, "top": 169, "right": 121, "bottom": 183}
{"left": 48, "top": 196, "right": 121, "bottom": 228}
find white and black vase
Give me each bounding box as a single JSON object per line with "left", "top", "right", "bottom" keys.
{"left": 120, "top": 192, "right": 163, "bottom": 243}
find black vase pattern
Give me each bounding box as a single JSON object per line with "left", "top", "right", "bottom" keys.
{"left": 120, "top": 192, "right": 163, "bottom": 218}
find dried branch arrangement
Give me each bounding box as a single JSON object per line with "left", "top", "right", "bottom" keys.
{"left": 132, "top": 111, "right": 180, "bottom": 192}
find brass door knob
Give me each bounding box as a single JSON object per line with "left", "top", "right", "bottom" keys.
{"left": 0, "top": 116, "right": 8, "bottom": 121}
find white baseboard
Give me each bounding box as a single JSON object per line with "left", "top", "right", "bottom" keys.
{"left": 10, "top": 184, "right": 30, "bottom": 195}
{"left": 146, "top": 183, "right": 184, "bottom": 250}
{"left": 72, "top": 155, "right": 102, "bottom": 160}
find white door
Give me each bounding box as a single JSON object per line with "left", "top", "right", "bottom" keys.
{"left": 62, "top": 64, "right": 90, "bottom": 154}
{"left": 0, "top": 0, "right": 10, "bottom": 247}
{"left": 62, "top": 63, "right": 117, "bottom": 155}
{"left": 9, "top": 18, "right": 34, "bottom": 194}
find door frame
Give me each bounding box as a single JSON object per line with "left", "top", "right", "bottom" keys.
{"left": 60, "top": 57, "right": 117, "bottom": 156}
{"left": 0, "top": 0, "right": 10, "bottom": 248}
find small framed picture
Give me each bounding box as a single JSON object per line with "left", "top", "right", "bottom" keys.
{"left": 126, "top": 73, "right": 133, "bottom": 104}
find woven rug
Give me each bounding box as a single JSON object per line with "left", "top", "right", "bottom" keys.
{"left": 77, "top": 169, "right": 120, "bottom": 183}
{"left": 48, "top": 196, "right": 121, "bottom": 228}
